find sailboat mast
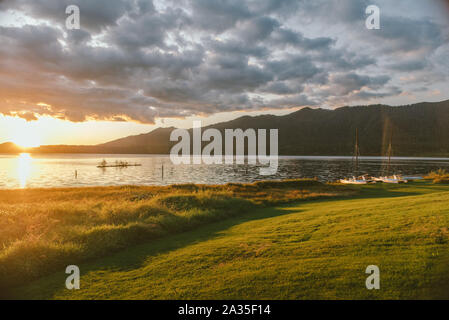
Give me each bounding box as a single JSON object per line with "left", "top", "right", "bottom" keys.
{"left": 353, "top": 128, "right": 360, "bottom": 175}
{"left": 387, "top": 132, "right": 393, "bottom": 176}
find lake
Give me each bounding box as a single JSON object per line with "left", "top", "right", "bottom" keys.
{"left": 1, "top": 153, "right": 449, "bottom": 189}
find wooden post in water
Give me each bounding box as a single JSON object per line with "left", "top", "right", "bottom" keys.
{"left": 162, "top": 164, "right": 164, "bottom": 181}
{"left": 75, "top": 170, "right": 78, "bottom": 179}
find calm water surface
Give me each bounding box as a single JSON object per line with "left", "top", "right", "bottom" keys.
{"left": 1, "top": 153, "right": 449, "bottom": 189}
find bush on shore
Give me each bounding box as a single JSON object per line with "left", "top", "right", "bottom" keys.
{"left": 425, "top": 169, "right": 449, "bottom": 184}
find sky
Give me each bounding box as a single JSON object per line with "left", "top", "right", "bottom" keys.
{"left": 0, "top": 0, "right": 448, "bottom": 146}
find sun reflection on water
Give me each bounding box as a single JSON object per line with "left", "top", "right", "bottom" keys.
{"left": 17, "top": 153, "right": 32, "bottom": 188}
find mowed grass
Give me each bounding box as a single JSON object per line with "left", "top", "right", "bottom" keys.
{"left": 5, "top": 180, "right": 449, "bottom": 300}
{"left": 0, "top": 179, "right": 346, "bottom": 294}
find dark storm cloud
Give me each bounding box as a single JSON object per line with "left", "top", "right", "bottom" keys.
{"left": 260, "top": 82, "right": 300, "bottom": 95}
{"left": 354, "top": 87, "right": 402, "bottom": 100}
{"left": 107, "top": 6, "right": 189, "bottom": 50}
{"left": 289, "top": 0, "right": 370, "bottom": 24}
{"left": 336, "top": 73, "right": 390, "bottom": 89}
{"left": 389, "top": 60, "right": 428, "bottom": 72}
{"left": 247, "top": 0, "right": 301, "bottom": 16}
{"left": 316, "top": 49, "right": 376, "bottom": 72}
{"left": 371, "top": 16, "right": 444, "bottom": 54}
{"left": 0, "top": 0, "right": 447, "bottom": 122}
{"left": 269, "top": 28, "right": 336, "bottom": 51}
{"left": 265, "top": 55, "right": 322, "bottom": 82}
{"left": 1, "top": 0, "right": 132, "bottom": 32}
{"left": 206, "top": 39, "right": 269, "bottom": 58}
{"left": 269, "top": 94, "right": 318, "bottom": 108}
{"left": 189, "top": 0, "right": 252, "bottom": 33}
{"left": 237, "top": 16, "right": 280, "bottom": 42}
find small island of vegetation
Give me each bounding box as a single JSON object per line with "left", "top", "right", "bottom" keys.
{"left": 97, "top": 159, "right": 142, "bottom": 168}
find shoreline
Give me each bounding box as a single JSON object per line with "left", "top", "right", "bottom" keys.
{"left": 2, "top": 152, "right": 449, "bottom": 159}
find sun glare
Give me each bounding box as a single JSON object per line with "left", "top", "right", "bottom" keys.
{"left": 9, "top": 121, "right": 42, "bottom": 148}
{"left": 12, "top": 135, "right": 41, "bottom": 148}
{"left": 17, "top": 153, "right": 32, "bottom": 188}
{"left": 12, "top": 135, "right": 42, "bottom": 148}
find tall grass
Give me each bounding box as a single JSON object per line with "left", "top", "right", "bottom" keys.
{"left": 0, "top": 179, "right": 347, "bottom": 290}
{"left": 425, "top": 169, "right": 449, "bottom": 184}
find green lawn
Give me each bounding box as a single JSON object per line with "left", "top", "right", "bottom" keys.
{"left": 5, "top": 181, "right": 449, "bottom": 299}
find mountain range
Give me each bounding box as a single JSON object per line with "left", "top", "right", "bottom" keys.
{"left": 1, "top": 99, "right": 449, "bottom": 157}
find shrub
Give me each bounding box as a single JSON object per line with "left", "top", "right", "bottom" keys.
{"left": 425, "top": 169, "right": 449, "bottom": 184}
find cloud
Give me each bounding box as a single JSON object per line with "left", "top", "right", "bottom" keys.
{"left": 388, "top": 60, "right": 428, "bottom": 72}
{"left": 372, "top": 16, "right": 445, "bottom": 54}
{"left": 1, "top": 0, "right": 132, "bottom": 32}
{"left": 0, "top": 0, "right": 447, "bottom": 123}
{"left": 189, "top": 0, "right": 251, "bottom": 33}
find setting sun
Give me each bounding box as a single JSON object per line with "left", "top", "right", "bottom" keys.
{"left": 12, "top": 135, "right": 41, "bottom": 148}
{"left": 10, "top": 124, "right": 42, "bottom": 148}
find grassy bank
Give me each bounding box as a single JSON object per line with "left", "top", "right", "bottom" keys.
{"left": 4, "top": 181, "right": 449, "bottom": 299}
{"left": 0, "top": 179, "right": 347, "bottom": 292}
